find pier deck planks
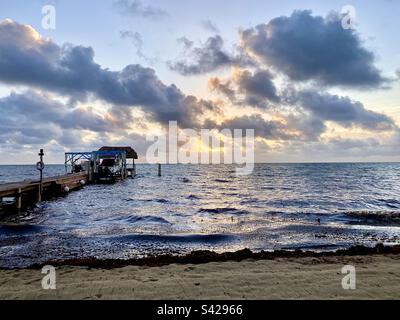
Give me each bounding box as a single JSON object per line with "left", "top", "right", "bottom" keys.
{"left": 0, "top": 172, "right": 88, "bottom": 198}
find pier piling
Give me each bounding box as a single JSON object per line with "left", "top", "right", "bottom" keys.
{"left": 15, "top": 188, "right": 22, "bottom": 210}
{"left": 36, "top": 185, "right": 42, "bottom": 202}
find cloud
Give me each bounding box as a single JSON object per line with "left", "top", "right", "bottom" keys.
{"left": 120, "top": 30, "right": 142, "bottom": 47}
{"left": 168, "top": 35, "right": 251, "bottom": 75}
{"left": 0, "top": 91, "right": 118, "bottom": 133}
{"left": 0, "top": 91, "right": 115, "bottom": 147}
{"left": 206, "top": 113, "right": 326, "bottom": 141}
{"left": 120, "top": 30, "right": 155, "bottom": 64}
{"left": 239, "top": 10, "right": 388, "bottom": 88}
{"left": 208, "top": 70, "right": 396, "bottom": 138}
{"left": 168, "top": 36, "right": 233, "bottom": 75}
{"left": 237, "top": 69, "right": 280, "bottom": 104}
{"left": 293, "top": 136, "right": 400, "bottom": 161}
{"left": 204, "top": 114, "right": 292, "bottom": 140}
{"left": 293, "top": 90, "right": 396, "bottom": 131}
{"left": 113, "top": 0, "right": 168, "bottom": 18}
{"left": 169, "top": 10, "right": 390, "bottom": 88}
{"left": 177, "top": 37, "right": 194, "bottom": 51}
{"left": 0, "top": 90, "right": 155, "bottom": 154}
{"left": 0, "top": 20, "right": 218, "bottom": 128}
{"left": 209, "top": 69, "right": 280, "bottom": 108}
{"left": 285, "top": 112, "right": 327, "bottom": 141}
{"left": 0, "top": 19, "right": 398, "bottom": 162}
{"left": 201, "top": 19, "right": 219, "bottom": 33}
{"left": 208, "top": 77, "right": 236, "bottom": 101}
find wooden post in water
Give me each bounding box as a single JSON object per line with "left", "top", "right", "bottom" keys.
{"left": 158, "top": 163, "right": 161, "bottom": 177}
{"left": 88, "top": 160, "right": 93, "bottom": 183}
{"left": 15, "top": 188, "right": 22, "bottom": 210}
{"left": 36, "top": 185, "right": 42, "bottom": 202}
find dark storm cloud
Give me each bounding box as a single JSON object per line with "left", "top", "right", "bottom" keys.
{"left": 240, "top": 10, "right": 388, "bottom": 88}
{"left": 113, "top": 0, "right": 168, "bottom": 18}
{"left": 168, "top": 35, "right": 252, "bottom": 75}
{"left": 0, "top": 20, "right": 216, "bottom": 128}
{"left": 293, "top": 90, "right": 396, "bottom": 131}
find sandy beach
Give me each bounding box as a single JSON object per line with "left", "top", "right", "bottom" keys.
{"left": 1, "top": 253, "right": 399, "bottom": 300}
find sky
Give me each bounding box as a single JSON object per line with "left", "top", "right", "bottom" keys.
{"left": 0, "top": 0, "right": 399, "bottom": 164}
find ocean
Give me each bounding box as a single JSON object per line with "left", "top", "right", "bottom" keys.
{"left": 1, "top": 163, "right": 400, "bottom": 268}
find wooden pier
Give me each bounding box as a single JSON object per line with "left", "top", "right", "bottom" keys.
{"left": 0, "top": 172, "right": 88, "bottom": 210}
{"left": 0, "top": 146, "right": 138, "bottom": 212}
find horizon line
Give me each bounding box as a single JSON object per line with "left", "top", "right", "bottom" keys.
{"left": 1, "top": 161, "right": 399, "bottom": 166}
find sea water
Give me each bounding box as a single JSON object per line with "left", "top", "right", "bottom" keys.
{"left": 1, "top": 163, "right": 400, "bottom": 267}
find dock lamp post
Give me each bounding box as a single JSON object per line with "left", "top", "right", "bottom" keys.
{"left": 36, "top": 149, "right": 45, "bottom": 201}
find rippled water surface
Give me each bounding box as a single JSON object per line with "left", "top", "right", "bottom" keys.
{"left": 1, "top": 163, "right": 400, "bottom": 267}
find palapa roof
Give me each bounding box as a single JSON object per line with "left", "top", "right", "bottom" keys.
{"left": 98, "top": 146, "right": 138, "bottom": 159}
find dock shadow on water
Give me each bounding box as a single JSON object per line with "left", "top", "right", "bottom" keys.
{"left": 1, "top": 163, "right": 400, "bottom": 268}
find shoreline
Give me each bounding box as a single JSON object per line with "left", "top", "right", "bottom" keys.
{"left": 3, "top": 244, "right": 399, "bottom": 270}
{"left": 1, "top": 251, "right": 399, "bottom": 299}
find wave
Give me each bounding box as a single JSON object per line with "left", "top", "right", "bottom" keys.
{"left": 124, "top": 215, "right": 171, "bottom": 225}
{"left": 134, "top": 198, "right": 170, "bottom": 204}
{"left": 113, "top": 233, "right": 235, "bottom": 244}
{"left": 198, "top": 207, "right": 249, "bottom": 215}
{"left": 0, "top": 224, "right": 45, "bottom": 235}
{"left": 344, "top": 211, "right": 400, "bottom": 225}
{"left": 376, "top": 199, "right": 400, "bottom": 209}
{"left": 214, "top": 179, "right": 231, "bottom": 183}
{"left": 154, "top": 199, "right": 169, "bottom": 204}
{"left": 240, "top": 198, "right": 259, "bottom": 205}
{"left": 187, "top": 195, "right": 200, "bottom": 200}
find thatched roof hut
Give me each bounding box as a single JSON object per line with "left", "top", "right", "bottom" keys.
{"left": 98, "top": 146, "right": 138, "bottom": 159}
